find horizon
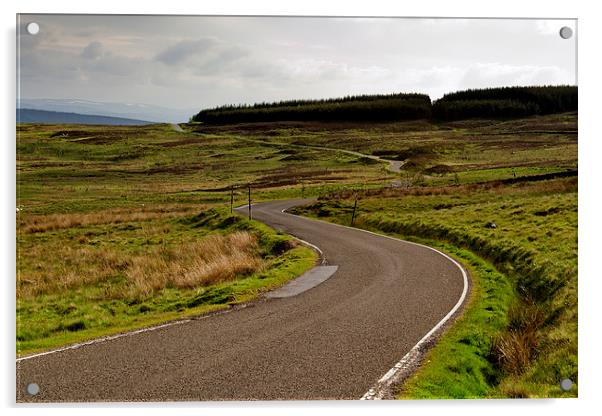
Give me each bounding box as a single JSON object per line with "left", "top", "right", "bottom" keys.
{"left": 18, "top": 83, "right": 578, "bottom": 121}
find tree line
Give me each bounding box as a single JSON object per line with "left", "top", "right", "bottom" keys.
{"left": 191, "top": 85, "right": 577, "bottom": 124}
{"left": 432, "top": 85, "right": 577, "bottom": 121}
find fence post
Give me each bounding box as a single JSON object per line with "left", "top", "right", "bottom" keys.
{"left": 230, "top": 186, "right": 234, "bottom": 213}
{"left": 248, "top": 184, "right": 252, "bottom": 220}
{"left": 351, "top": 194, "right": 358, "bottom": 226}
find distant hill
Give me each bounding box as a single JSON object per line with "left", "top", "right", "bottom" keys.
{"left": 17, "top": 109, "right": 154, "bottom": 126}
{"left": 18, "top": 98, "right": 193, "bottom": 123}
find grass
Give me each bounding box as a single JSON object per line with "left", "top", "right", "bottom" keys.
{"left": 17, "top": 123, "right": 386, "bottom": 216}
{"left": 398, "top": 242, "right": 514, "bottom": 398}
{"left": 291, "top": 176, "right": 577, "bottom": 398}
{"left": 16, "top": 114, "right": 577, "bottom": 398}
{"left": 16, "top": 207, "right": 316, "bottom": 355}
{"left": 188, "top": 113, "right": 576, "bottom": 185}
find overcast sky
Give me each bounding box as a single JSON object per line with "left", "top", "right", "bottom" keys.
{"left": 17, "top": 15, "right": 576, "bottom": 114}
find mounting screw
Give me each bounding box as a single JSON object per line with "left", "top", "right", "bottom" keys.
{"left": 26, "top": 383, "right": 40, "bottom": 395}
{"left": 560, "top": 378, "right": 573, "bottom": 391}
{"left": 26, "top": 22, "right": 40, "bottom": 35}
{"left": 559, "top": 26, "right": 573, "bottom": 40}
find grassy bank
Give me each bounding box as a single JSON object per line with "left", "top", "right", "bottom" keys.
{"left": 17, "top": 207, "right": 316, "bottom": 355}
{"left": 291, "top": 176, "right": 577, "bottom": 398}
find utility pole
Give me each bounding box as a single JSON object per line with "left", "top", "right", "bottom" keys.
{"left": 351, "top": 194, "right": 358, "bottom": 226}
{"left": 248, "top": 184, "right": 252, "bottom": 220}
{"left": 230, "top": 186, "right": 234, "bottom": 213}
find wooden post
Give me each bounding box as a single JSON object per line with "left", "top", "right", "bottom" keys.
{"left": 351, "top": 194, "right": 358, "bottom": 226}
{"left": 230, "top": 186, "right": 234, "bottom": 213}
{"left": 248, "top": 184, "right": 252, "bottom": 220}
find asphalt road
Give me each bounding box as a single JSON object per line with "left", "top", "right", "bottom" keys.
{"left": 16, "top": 199, "right": 466, "bottom": 402}
{"left": 233, "top": 136, "right": 404, "bottom": 173}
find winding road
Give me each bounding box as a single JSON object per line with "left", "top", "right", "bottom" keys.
{"left": 233, "top": 135, "right": 405, "bottom": 173}
{"left": 16, "top": 199, "right": 467, "bottom": 402}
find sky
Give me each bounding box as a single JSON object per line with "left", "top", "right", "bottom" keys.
{"left": 17, "top": 15, "right": 577, "bottom": 117}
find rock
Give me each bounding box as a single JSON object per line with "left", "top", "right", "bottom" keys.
{"left": 485, "top": 222, "right": 497, "bottom": 229}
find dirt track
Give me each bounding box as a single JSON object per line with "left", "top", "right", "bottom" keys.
{"left": 16, "top": 199, "right": 466, "bottom": 402}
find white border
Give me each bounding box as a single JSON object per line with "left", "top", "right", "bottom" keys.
{"left": 3, "top": 1, "right": 598, "bottom": 415}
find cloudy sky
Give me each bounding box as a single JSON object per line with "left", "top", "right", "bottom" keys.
{"left": 17, "top": 15, "right": 576, "bottom": 117}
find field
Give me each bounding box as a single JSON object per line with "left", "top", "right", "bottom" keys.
{"left": 286, "top": 113, "right": 577, "bottom": 398}
{"left": 16, "top": 112, "right": 577, "bottom": 397}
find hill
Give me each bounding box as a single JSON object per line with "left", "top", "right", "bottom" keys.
{"left": 16, "top": 109, "right": 153, "bottom": 126}
{"left": 18, "top": 98, "right": 192, "bottom": 123}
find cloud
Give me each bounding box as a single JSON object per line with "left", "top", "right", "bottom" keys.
{"left": 154, "top": 38, "right": 250, "bottom": 78}
{"left": 155, "top": 38, "right": 218, "bottom": 65}
{"left": 17, "top": 15, "right": 577, "bottom": 111}
{"left": 81, "top": 41, "right": 103, "bottom": 59}
{"left": 459, "top": 62, "right": 570, "bottom": 87}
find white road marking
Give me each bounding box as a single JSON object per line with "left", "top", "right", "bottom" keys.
{"left": 17, "top": 203, "right": 324, "bottom": 363}
{"left": 17, "top": 319, "right": 191, "bottom": 362}
{"left": 18, "top": 198, "right": 469, "bottom": 401}
{"left": 279, "top": 206, "right": 469, "bottom": 400}
{"left": 16, "top": 305, "right": 246, "bottom": 362}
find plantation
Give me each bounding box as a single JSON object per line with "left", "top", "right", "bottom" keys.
{"left": 433, "top": 86, "right": 578, "bottom": 121}
{"left": 192, "top": 92, "right": 432, "bottom": 124}
{"left": 192, "top": 86, "right": 576, "bottom": 124}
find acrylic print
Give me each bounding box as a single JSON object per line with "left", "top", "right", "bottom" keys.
{"left": 16, "top": 15, "right": 577, "bottom": 401}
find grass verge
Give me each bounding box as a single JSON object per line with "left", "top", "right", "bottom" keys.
{"left": 291, "top": 177, "right": 577, "bottom": 398}
{"left": 17, "top": 207, "right": 317, "bottom": 355}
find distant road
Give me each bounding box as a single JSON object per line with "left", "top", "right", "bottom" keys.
{"left": 175, "top": 123, "right": 404, "bottom": 173}
{"left": 171, "top": 123, "right": 185, "bottom": 132}
{"left": 237, "top": 136, "right": 405, "bottom": 173}
{"left": 17, "top": 199, "right": 467, "bottom": 402}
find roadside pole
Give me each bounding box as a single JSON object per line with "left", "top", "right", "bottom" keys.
{"left": 248, "top": 184, "right": 252, "bottom": 220}
{"left": 351, "top": 194, "right": 358, "bottom": 226}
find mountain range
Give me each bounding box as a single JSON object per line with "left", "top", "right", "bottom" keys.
{"left": 17, "top": 109, "right": 154, "bottom": 126}
{"left": 18, "top": 98, "right": 194, "bottom": 123}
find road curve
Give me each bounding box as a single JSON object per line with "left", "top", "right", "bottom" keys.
{"left": 16, "top": 199, "right": 467, "bottom": 402}
{"left": 233, "top": 136, "right": 405, "bottom": 173}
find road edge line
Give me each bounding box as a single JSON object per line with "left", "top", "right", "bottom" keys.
{"left": 280, "top": 206, "right": 469, "bottom": 400}
{"left": 17, "top": 205, "right": 326, "bottom": 363}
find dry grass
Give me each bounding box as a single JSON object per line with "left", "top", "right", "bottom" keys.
{"left": 124, "top": 231, "right": 264, "bottom": 299}
{"left": 17, "top": 244, "right": 131, "bottom": 298}
{"left": 491, "top": 301, "right": 546, "bottom": 375}
{"left": 322, "top": 175, "right": 577, "bottom": 201}
{"left": 17, "top": 231, "right": 264, "bottom": 300}
{"left": 18, "top": 205, "right": 200, "bottom": 234}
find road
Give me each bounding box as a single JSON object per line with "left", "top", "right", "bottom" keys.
{"left": 16, "top": 199, "right": 467, "bottom": 402}
{"left": 230, "top": 136, "right": 405, "bottom": 173}
{"left": 170, "top": 123, "right": 185, "bottom": 132}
